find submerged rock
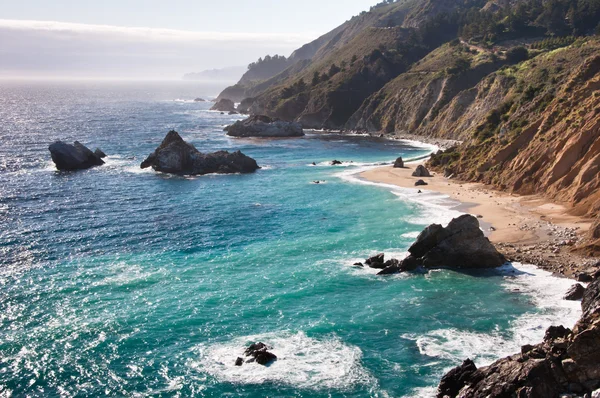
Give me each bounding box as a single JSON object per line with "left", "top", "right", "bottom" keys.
{"left": 141, "top": 130, "right": 259, "bottom": 175}
{"left": 409, "top": 214, "right": 506, "bottom": 269}
{"left": 49, "top": 141, "right": 105, "bottom": 171}
{"left": 225, "top": 115, "right": 304, "bottom": 138}
{"left": 331, "top": 160, "right": 343, "bottom": 165}
{"left": 438, "top": 278, "right": 600, "bottom": 397}
{"left": 394, "top": 157, "right": 404, "bottom": 168}
{"left": 210, "top": 98, "right": 236, "bottom": 112}
{"left": 412, "top": 165, "right": 432, "bottom": 177}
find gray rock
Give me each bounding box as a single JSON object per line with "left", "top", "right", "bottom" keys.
{"left": 412, "top": 165, "right": 432, "bottom": 177}
{"left": 141, "top": 130, "right": 259, "bottom": 175}
{"left": 393, "top": 157, "right": 404, "bottom": 168}
{"left": 408, "top": 215, "right": 506, "bottom": 269}
{"left": 94, "top": 148, "right": 107, "bottom": 159}
{"left": 210, "top": 98, "right": 236, "bottom": 112}
{"left": 564, "top": 284, "right": 586, "bottom": 301}
{"left": 244, "top": 342, "right": 277, "bottom": 366}
{"left": 49, "top": 141, "right": 105, "bottom": 171}
{"left": 415, "top": 179, "right": 428, "bottom": 186}
{"left": 225, "top": 115, "right": 304, "bottom": 138}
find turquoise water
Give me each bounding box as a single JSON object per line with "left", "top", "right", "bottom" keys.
{"left": 0, "top": 81, "right": 581, "bottom": 397}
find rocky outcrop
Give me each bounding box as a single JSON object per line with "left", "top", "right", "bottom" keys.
{"left": 225, "top": 115, "right": 304, "bottom": 138}
{"left": 565, "top": 284, "right": 587, "bottom": 301}
{"left": 407, "top": 214, "right": 506, "bottom": 269}
{"left": 49, "top": 141, "right": 105, "bottom": 171}
{"left": 394, "top": 157, "right": 404, "bottom": 168}
{"left": 210, "top": 99, "right": 236, "bottom": 113}
{"left": 415, "top": 179, "right": 428, "bottom": 186}
{"left": 412, "top": 165, "right": 432, "bottom": 177}
{"left": 438, "top": 278, "right": 600, "bottom": 397}
{"left": 236, "top": 342, "right": 277, "bottom": 366}
{"left": 141, "top": 131, "right": 259, "bottom": 175}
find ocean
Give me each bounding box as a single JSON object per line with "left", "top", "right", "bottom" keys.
{"left": 0, "top": 81, "right": 581, "bottom": 397}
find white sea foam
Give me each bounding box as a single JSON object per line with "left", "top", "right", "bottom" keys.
{"left": 402, "top": 263, "right": 582, "bottom": 368}
{"left": 189, "top": 331, "right": 374, "bottom": 390}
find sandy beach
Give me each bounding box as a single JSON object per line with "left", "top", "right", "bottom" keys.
{"left": 361, "top": 161, "right": 598, "bottom": 279}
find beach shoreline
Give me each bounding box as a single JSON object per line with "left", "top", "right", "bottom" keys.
{"left": 360, "top": 159, "right": 598, "bottom": 279}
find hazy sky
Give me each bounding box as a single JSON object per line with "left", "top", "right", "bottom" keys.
{"left": 0, "top": 0, "right": 377, "bottom": 80}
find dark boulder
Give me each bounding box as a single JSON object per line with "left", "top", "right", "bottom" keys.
{"left": 412, "top": 165, "right": 432, "bottom": 177}
{"left": 365, "top": 253, "right": 385, "bottom": 267}
{"left": 415, "top": 179, "right": 428, "bottom": 186}
{"left": 235, "top": 357, "right": 243, "bottom": 366}
{"left": 225, "top": 115, "right": 304, "bottom": 138}
{"left": 49, "top": 141, "right": 105, "bottom": 171}
{"left": 243, "top": 342, "right": 277, "bottom": 366}
{"left": 437, "top": 359, "right": 478, "bottom": 398}
{"left": 210, "top": 98, "right": 236, "bottom": 112}
{"left": 141, "top": 130, "right": 259, "bottom": 175}
{"left": 94, "top": 148, "right": 107, "bottom": 158}
{"left": 331, "top": 160, "right": 343, "bottom": 165}
{"left": 394, "top": 157, "right": 404, "bottom": 168}
{"left": 564, "top": 284, "right": 586, "bottom": 301}
{"left": 408, "top": 215, "right": 506, "bottom": 269}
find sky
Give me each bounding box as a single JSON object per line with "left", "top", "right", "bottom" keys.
{"left": 0, "top": 0, "right": 378, "bottom": 80}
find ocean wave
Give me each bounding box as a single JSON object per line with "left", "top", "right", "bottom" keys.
{"left": 402, "top": 263, "right": 582, "bottom": 368}
{"left": 189, "top": 331, "right": 374, "bottom": 391}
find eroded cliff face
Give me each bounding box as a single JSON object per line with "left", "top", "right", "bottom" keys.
{"left": 425, "top": 43, "right": 600, "bottom": 223}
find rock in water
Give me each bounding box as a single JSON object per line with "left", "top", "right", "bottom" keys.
{"left": 141, "top": 130, "right": 259, "bottom": 175}
{"left": 49, "top": 141, "right": 105, "bottom": 171}
{"left": 438, "top": 278, "right": 600, "bottom": 397}
{"left": 210, "top": 98, "right": 236, "bottom": 112}
{"left": 243, "top": 342, "right": 277, "bottom": 366}
{"left": 393, "top": 157, "right": 404, "bottom": 168}
{"left": 408, "top": 214, "right": 506, "bottom": 269}
{"left": 94, "top": 148, "right": 107, "bottom": 159}
{"left": 412, "top": 165, "right": 432, "bottom": 177}
{"left": 225, "top": 115, "right": 304, "bottom": 138}
{"left": 564, "top": 283, "right": 586, "bottom": 301}
{"left": 193, "top": 98, "right": 206, "bottom": 102}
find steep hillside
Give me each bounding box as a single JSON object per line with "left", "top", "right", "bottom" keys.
{"left": 426, "top": 40, "right": 600, "bottom": 221}
{"left": 216, "top": 0, "right": 483, "bottom": 103}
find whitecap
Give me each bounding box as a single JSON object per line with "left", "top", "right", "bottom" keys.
{"left": 402, "top": 262, "right": 582, "bottom": 367}
{"left": 189, "top": 331, "right": 374, "bottom": 391}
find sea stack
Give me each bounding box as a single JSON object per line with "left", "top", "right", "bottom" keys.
{"left": 225, "top": 115, "right": 304, "bottom": 138}
{"left": 49, "top": 141, "right": 106, "bottom": 171}
{"left": 210, "top": 99, "right": 236, "bottom": 113}
{"left": 141, "top": 130, "right": 259, "bottom": 175}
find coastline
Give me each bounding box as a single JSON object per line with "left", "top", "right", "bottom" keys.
{"left": 359, "top": 158, "right": 598, "bottom": 279}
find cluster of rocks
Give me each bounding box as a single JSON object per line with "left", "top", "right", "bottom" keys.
{"left": 225, "top": 115, "right": 304, "bottom": 138}
{"left": 49, "top": 141, "right": 107, "bottom": 171}
{"left": 140, "top": 130, "right": 260, "bottom": 175}
{"left": 356, "top": 215, "right": 507, "bottom": 276}
{"left": 235, "top": 342, "right": 277, "bottom": 367}
{"left": 438, "top": 278, "right": 600, "bottom": 398}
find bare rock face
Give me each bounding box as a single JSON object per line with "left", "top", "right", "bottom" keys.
{"left": 438, "top": 278, "right": 600, "bottom": 397}
{"left": 565, "top": 284, "right": 586, "bottom": 301}
{"left": 225, "top": 115, "right": 304, "bottom": 138}
{"left": 210, "top": 99, "right": 236, "bottom": 112}
{"left": 394, "top": 157, "right": 404, "bottom": 168}
{"left": 49, "top": 141, "right": 105, "bottom": 171}
{"left": 141, "top": 130, "right": 259, "bottom": 175}
{"left": 412, "top": 165, "right": 432, "bottom": 177}
{"left": 409, "top": 214, "right": 506, "bottom": 269}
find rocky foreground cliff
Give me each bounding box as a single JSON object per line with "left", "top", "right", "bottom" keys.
{"left": 438, "top": 277, "right": 600, "bottom": 397}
